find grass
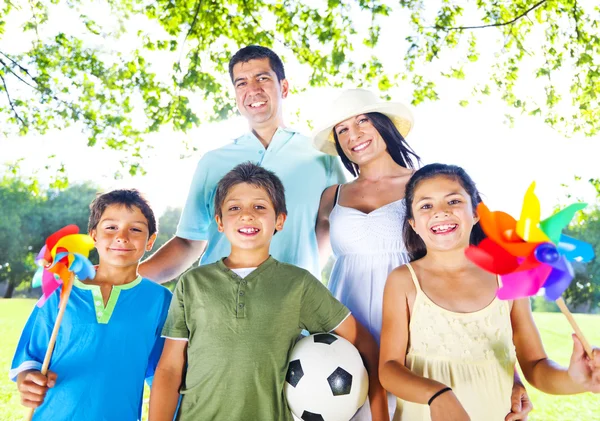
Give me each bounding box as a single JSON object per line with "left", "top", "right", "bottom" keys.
{"left": 1, "top": 299, "right": 598, "bottom": 420}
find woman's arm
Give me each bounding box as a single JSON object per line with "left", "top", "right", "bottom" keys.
{"left": 512, "top": 298, "right": 600, "bottom": 395}
{"left": 379, "top": 267, "right": 470, "bottom": 421}
{"left": 149, "top": 339, "right": 187, "bottom": 421}
{"left": 333, "top": 314, "right": 389, "bottom": 421}
{"left": 315, "top": 185, "right": 338, "bottom": 269}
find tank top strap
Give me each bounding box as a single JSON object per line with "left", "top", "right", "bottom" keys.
{"left": 405, "top": 262, "right": 422, "bottom": 292}
{"left": 334, "top": 184, "right": 342, "bottom": 205}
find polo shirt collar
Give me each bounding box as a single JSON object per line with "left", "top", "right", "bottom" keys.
{"left": 235, "top": 126, "right": 298, "bottom": 148}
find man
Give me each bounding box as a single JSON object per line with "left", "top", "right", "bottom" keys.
{"left": 139, "top": 45, "right": 346, "bottom": 282}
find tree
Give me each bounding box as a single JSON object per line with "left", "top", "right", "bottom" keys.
{"left": 0, "top": 171, "right": 98, "bottom": 298}
{"left": 1, "top": 1, "right": 599, "bottom": 174}
{"left": 562, "top": 179, "right": 600, "bottom": 312}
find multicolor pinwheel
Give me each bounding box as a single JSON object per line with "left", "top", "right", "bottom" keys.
{"left": 32, "top": 225, "right": 95, "bottom": 307}
{"left": 465, "top": 182, "right": 595, "bottom": 357}
{"left": 26, "top": 225, "right": 96, "bottom": 421}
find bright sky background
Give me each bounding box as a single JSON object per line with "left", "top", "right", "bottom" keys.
{"left": 1, "top": 1, "right": 599, "bottom": 220}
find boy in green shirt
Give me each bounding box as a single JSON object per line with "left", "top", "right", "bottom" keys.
{"left": 149, "top": 162, "right": 388, "bottom": 420}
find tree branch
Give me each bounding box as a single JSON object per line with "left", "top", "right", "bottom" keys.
{"left": 433, "top": 0, "right": 547, "bottom": 31}
{"left": 0, "top": 73, "right": 26, "bottom": 126}
{"left": 0, "top": 51, "right": 38, "bottom": 84}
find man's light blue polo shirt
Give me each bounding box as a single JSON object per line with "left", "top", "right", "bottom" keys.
{"left": 176, "top": 127, "right": 346, "bottom": 278}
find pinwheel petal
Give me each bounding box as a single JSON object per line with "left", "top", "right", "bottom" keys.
{"left": 516, "top": 182, "right": 550, "bottom": 243}
{"left": 498, "top": 264, "right": 552, "bottom": 300}
{"left": 557, "top": 234, "right": 595, "bottom": 263}
{"left": 540, "top": 203, "right": 587, "bottom": 245}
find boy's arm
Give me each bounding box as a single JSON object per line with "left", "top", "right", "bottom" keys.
{"left": 512, "top": 298, "right": 600, "bottom": 394}
{"left": 149, "top": 339, "right": 187, "bottom": 421}
{"left": 333, "top": 315, "right": 389, "bottom": 421}
{"left": 139, "top": 236, "right": 206, "bottom": 284}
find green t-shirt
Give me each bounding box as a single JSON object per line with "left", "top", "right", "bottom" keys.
{"left": 162, "top": 256, "right": 350, "bottom": 421}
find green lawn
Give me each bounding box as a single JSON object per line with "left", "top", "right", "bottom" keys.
{"left": 1, "top": 299, "right": 598, "bottom": 420}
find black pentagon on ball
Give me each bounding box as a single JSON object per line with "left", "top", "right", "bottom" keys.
{"left": 327, "top": 367, "right": 353, "bottom": 396}
{"left": 301, "top": 410, "right": 325, "bottom": 421}
{"left": 285, "top": 359, "right": 304, "bottom": 387}
{"left": 313, "top": 333, "right": 338, "bottom": 345}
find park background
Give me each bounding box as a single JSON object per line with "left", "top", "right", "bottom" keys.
{"left": 1, "top": 0, "right": 599, "bottom": 419}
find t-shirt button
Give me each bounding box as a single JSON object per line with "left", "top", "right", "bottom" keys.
{"left": 258, "top": 150, "right": 264, "bottom": 155}
{"left": 239, "top": 291, "right": 244, "bottom": 296}
{"left": 239, "top": 303, "right": 244, "bottom": 309}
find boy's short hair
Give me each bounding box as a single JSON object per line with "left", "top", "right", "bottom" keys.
{"left": 228, "top": 45, "right": 286, "bottom": 83}
{"left": 88, "top": 189, "right": 157, "bottom": 236}
{"left": 214, "top": 162, "right": 287, "bottom": 218}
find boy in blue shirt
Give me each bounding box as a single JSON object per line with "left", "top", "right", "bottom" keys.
{"left": 149, "top": 163, "right": 388, "bottom": 420}
{"left": 11, "top": 189, "right": 172, "bottom": 420}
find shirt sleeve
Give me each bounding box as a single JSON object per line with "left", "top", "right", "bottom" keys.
{"left": 9, "top": 294, "right": 59, "bottom": 382}
{"left": 145, "top": 288, "right": 173, "bottom": 386}
{"left": 161, "top": 277, "right": 189, "bottom": 339}
{"left": 327, "top": 155, "right": 350, "bottom": 186}
{"left": 176, "top": 155, "right": 213, "bottom": 241}
{"left": 299, "top": 272, "right": 350, "bottom": 333}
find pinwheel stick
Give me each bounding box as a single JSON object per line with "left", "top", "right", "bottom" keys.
{"left": 555, "top": 297, "right": 593, "bottom": 359}
{"left": 25, "top": 273, "right": 75, "bottom": 421}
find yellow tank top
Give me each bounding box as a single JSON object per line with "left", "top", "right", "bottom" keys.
{"left": 394, "top": 263, "right": 517, "bottom": 421}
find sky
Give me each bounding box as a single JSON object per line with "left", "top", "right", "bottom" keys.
{"left": 1, "top": 1, "right": 599, "bottom": 220}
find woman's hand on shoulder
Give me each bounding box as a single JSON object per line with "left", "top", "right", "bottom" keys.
{"left": 429, "top": 390, "right": 471, "bottom": 421}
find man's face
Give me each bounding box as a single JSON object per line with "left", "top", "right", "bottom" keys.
{"left": 232, "top": 58, "right": 289, "bottom": 129}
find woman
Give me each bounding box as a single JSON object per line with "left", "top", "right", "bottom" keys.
{"left": 314, "top": 88, "right": 419, "bottom": 345}
{"left": 312, "top": 88, "right": 532, "bottom": 421}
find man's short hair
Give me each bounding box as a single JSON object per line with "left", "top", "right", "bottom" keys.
{"left": 228, "top": 45, "right": 286, "bottom": 83}
{"left": 214, "top": 162, "right": 287, "bottom": 218}
{"left": 88, "top": 189, "right": 157, "bottom": 236}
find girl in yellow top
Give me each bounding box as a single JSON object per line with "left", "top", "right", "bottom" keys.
{"left": 379, "top": 163, "right": 600, "bottom": 421}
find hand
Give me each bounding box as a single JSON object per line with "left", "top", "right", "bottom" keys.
{"left": 567, "top": 334, "right": 600, "bottom": 393}
{"left": 429, "top": 390, "right": 470, "bottom": 421}
{"left": 505, "top": 376, "right": 533, "bottom": 420}
{"left": 16, "top": 369, "right": 57, "bottom": 408}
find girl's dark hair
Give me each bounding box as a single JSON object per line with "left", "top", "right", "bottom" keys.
{"left": 333, "top": 112, "right": 420, "bottom": 177}
{"left": 403, "top": 163, "right": 486, "bottom": 261}
{"left": 88, "top": 189, "right": 157, "bottom": 236}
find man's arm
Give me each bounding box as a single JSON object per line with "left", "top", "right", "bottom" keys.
{"left": 139, "top": 236, "right": 207, "bottom": 284}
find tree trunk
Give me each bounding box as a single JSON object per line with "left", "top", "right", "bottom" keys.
{"left": 3, "top": 278, "right": 16, "bottom": 298}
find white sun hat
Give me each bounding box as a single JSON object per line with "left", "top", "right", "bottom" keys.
{"left": 312, "top": 88, "right": 414, "bottom": 156}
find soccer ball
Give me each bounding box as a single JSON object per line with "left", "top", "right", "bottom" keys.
{"left": 284, "top": 333, "right": 369, "bottom": 421}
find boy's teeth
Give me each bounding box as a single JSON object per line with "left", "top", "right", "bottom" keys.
{"left": 250, "top": 102, "right": 265, "bottom": 108}
{"left": 239, "top": 228, "right": 258, "bottom": 233}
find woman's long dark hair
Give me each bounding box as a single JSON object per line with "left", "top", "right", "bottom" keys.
{"left": 333, "top": 112, "right": 420, "bottom": 177}
{"left": 403, "top": 163, "right": 487, "bottom": 261}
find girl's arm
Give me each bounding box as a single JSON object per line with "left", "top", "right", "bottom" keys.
{"left": 334, "top": 314, "right": 389, "bottom": 421}
{"left": 512, "top": 298, "right": 600, "bottom": 395}
{"left": 379, "top": 267, "right": 470, "bottom": 421}
{"left": 315, "top": 185, "right": 338, "bottom": 269}
{"left": 149, "top": 339, "right": 187, "bottom": 421}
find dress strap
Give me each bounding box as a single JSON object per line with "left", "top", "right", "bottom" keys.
{"left": 405, "top": 263, "right": 422, "bottom": 292}
{"left": 334, "top": 184, "right": 342, "bottom": 205}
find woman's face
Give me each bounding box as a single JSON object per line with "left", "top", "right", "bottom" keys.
{"left": 334, "top": 114, "right": 388, "bottom": 166}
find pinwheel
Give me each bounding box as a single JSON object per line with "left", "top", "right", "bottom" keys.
{"left": 466, "top": 182, "right": 595, "bottom": 357}
{"left": 27, "top": 225, "right": 95, "bottom": 420}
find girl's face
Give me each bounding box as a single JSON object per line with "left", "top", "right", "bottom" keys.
{"left": 334, "top": 114, "right": 387, "bottom": 166}
{"left": 408, "top": 176, "right": 479, "bottom": 253}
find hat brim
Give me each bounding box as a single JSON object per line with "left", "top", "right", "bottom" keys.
{"left": 312, "top": 102, "right": 414, "bottom": 156}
